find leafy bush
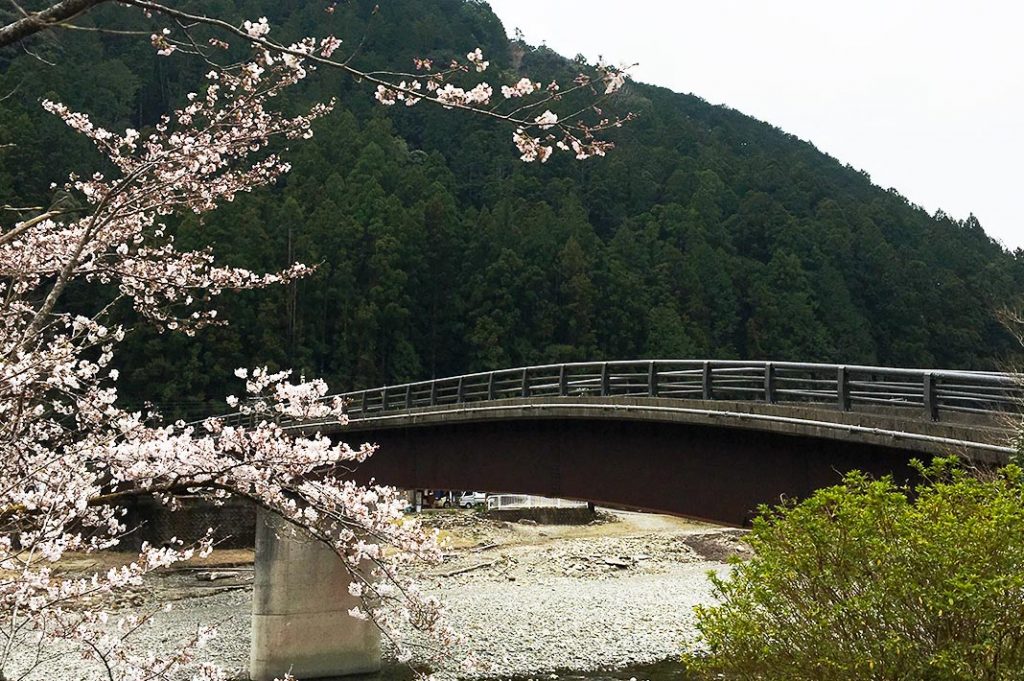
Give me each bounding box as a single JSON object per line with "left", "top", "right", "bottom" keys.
{"left": 684, "top": 459, "right": 1024, "bottom": 680}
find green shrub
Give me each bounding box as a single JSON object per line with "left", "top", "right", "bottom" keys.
{"left": 684, "top": 459, "right": 1024, "bottom": 680}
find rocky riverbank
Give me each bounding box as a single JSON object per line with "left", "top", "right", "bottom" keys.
{"left": 391, "top": 511, "right": 744, "bottom": 677}
{"left": 10, "top": 510, "right": 745, "bottom": 680}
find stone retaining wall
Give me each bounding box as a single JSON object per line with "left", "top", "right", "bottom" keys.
{"left": 483, "top": 506, "right": 598, "bottom": 525}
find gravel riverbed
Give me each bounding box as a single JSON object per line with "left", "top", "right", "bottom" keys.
{"left": 409, "top": 562, "right": 730, "bottom": 676}
{"left": 9, "top": 512, "right": 744, "bottom": 680}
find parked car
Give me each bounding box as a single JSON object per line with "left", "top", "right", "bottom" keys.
{"left": 458, "top": 491, "right": 488, "bottom": 508}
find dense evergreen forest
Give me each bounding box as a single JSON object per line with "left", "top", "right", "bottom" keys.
{"left": 2, "top": 0, "right": 1022, "bottom": 417}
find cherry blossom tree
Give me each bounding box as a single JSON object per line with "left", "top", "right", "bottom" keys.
{"left": 0, "top": 5, "right": 630, "bottom": 679}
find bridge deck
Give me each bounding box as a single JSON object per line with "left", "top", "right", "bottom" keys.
{"left": 275, "top": 360, "right": 1021, "bottom": 463}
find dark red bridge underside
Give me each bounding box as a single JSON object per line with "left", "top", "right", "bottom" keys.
{"left": 343, "top": 418, "right": 929, "bottom": 526}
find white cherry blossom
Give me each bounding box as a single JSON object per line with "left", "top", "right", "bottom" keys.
{"left": 0, "top": 8, "right": 634, "bottom": 678}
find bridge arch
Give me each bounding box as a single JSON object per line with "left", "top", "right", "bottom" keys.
{"left": 341, "top": 413, "right": 924, "bottom": 525}
{"left": 297, "top": 360, "right": 1020, "bottom": 525}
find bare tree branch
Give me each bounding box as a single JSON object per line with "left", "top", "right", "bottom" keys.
{"left": 7, "top": 0, "right": 31, "bottom": 19}
{"left": 20, "top": 41, "right": 55, "bottom": 65}
{"left": 0, "top": 0, "right": 108, "bottom": 48}
{"left": 0, "top": 82, "right": 20, "bottom": 102}
{"left": 53, "top": 22, "right": 148, "bottom": 36}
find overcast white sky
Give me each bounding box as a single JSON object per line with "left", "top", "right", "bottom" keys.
{"left": 486, "top": 0, "right": 1024, "bottom": 249}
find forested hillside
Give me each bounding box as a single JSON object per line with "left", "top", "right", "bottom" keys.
{"left": 2, "top": 0, "right": 1021, "bottom": 416}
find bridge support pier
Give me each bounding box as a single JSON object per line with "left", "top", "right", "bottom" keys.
{"left": 250, "top": 508, "right": 381, "bottom": 680}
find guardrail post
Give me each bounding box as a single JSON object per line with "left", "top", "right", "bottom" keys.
{"left": 648, "top": 361, "right": 658, "bottom": 397}
{"left": 381, "top": 387, "right": 388, "bottom": 412}
{"left": 764, "top": 362, "right": 776, "bottom": 404}
{"left": 487, "top": 372, "right": 495, "bottom": 401}
{"left": 600, "top": 363, "right": 610, "bottom": 397}
{"left": 924, "top": 372, "right": 939, "bottom": 421}
{"left": 837, "top": 366, "right": 851, "bottom": 411}
{"left": 405, "top": 384, "right": 412, "bottom": 409}
{"left": 429, "top": 381, "right": 437, "bottom": 406}
{"left": 457, "top": 377, "right": 465, "bottom": 404}
{"left": 558, "top": 364, "right": 567, "bottom": 397}
{"left": 361, "top": 390, "right": 368, "bottom": 415}
{"left": 702, "top": 361, "right": 713, "bottom": 400}
{"left": 521, "top": 368, "right": 530, "bottom": 398}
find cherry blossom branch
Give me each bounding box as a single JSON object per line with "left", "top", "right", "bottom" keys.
{"left": 16, "top": 164, "right": 148, "bottom": 349}
{"left": 121, "top": 0, "right": 631, "bottom": 159}
{"left": 2, "top": 0, "right": 632, "bottom": 163}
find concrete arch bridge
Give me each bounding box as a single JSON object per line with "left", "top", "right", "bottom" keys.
{"left": 300, "top": 359, "right": 1019, "bottom": 525}
{"left": 249, "top": 360, "right": 1021, "bottom": 680}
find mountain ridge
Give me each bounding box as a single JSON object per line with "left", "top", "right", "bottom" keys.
{"left": 0, "top": 0, "right": 1019, "bottom": 414}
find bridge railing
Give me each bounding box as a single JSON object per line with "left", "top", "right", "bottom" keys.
{"left": 334, "top": 360, "right": 1023, "bottom": 424}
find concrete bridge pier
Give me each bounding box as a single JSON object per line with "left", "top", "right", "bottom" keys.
{"left": 250, "top": 508, "right": 381, "bottom": 680}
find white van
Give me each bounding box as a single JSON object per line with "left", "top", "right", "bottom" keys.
{"left": 458, "top": 491, "right": 488, "bottom": 508}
